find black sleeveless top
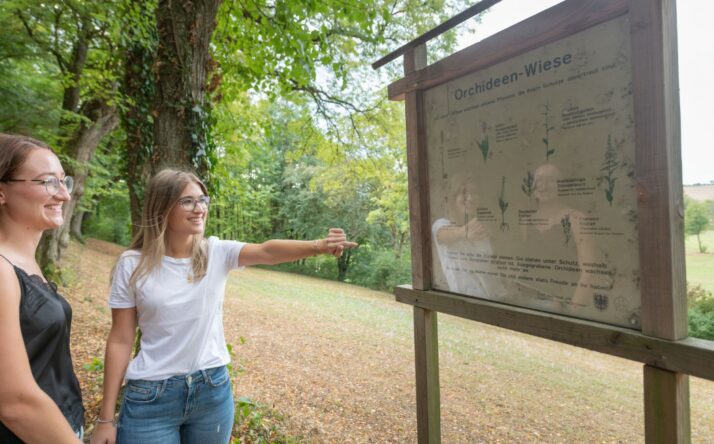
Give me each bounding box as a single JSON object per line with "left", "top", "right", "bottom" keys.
{"left": 0, "top": 260, "right": 85, "bottom": 442}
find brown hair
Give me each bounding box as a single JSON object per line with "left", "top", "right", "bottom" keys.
{"left": 125, "top": 169, "right": 209, "bottom": 293}
{"left": 0, "top": 133, "right": 54, "bottom": 181}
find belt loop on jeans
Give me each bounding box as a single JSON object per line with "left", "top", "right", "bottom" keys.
{"left": 200, "top": 368, "right": 208, "bottom": 383}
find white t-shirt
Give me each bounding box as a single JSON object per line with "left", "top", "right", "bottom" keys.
{"left": 109, "top": 236, "right": 244, "bottom": 380}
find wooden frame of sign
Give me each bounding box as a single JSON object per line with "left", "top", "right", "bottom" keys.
{"left": 383, "top": 0, "right": 702, "bottom": 442}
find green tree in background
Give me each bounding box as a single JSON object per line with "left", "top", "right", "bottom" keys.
{"left": 1, "top": 0, "right": 483, "bottom": 290}
{"left": 686, "top": 199, "right": 711, "bottom": 253}
{"left": 0, "top": 0, "right": 122, "bottom": 277}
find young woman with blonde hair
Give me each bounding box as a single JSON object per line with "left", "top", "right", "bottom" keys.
{"left": 91, "top": 168, "right": 356, "bottom": 444}
{"left": 0, "top": 133, "right": 84, "bottom": 443}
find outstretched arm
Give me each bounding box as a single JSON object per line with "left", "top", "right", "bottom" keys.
{"left": 239, "top": 228, "right": 358, "bottom": 267}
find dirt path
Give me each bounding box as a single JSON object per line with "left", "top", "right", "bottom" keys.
{"left": 63, "top": 239, "right": 714, "bottom": 443}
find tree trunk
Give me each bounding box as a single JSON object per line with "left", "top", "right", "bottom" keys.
{"left": 61, "top": 17, "right": 91, "bottom": 115}
{"left": 122, "top": 34, "right": 157, "bottom": 236}
{"left": 337, "top": 249, "right": 352, "bottom": 282}
{"left": 152, "top": 0, "right": 222, "bottom": 174}
{"left": 70, "top": 210, "right": 85, "bottom": 241}
{"left": 39, "top": 99, "right": 119, "bottom": 277}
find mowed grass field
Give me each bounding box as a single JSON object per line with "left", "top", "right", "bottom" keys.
{"left": 686, "top": 229, "right": 714, "bottom": 293}
{"left": 65, "top": 239, "right": 714, "bottom": 443}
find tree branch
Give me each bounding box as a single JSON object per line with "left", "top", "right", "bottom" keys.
{"left": 15, "top": 10, "right": 68, "bottom": 72}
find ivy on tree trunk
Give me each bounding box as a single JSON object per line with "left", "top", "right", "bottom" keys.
{"left": 121, "top": 0, "right": 159, "bottom": 236}
{"left": 152, "top": 0, "right": 221, "bottom": 176}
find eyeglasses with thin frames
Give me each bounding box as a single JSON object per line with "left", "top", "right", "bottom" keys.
{"left": 177, "top": 195, "right": 210, "bottom": 211}
{"left": 2, "top": 176, "right": 74, "bottom": 196}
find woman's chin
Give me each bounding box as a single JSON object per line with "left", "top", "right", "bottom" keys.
{"left": 44, "top": 217, "right": 64, "bottom": 230}
{"left": 187, "top": 226, "right": 205, "bottom": 235}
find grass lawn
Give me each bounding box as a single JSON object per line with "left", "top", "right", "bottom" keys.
{"left": 686, "top": 229, "right": 714, "bottom": 293}
{"left": 66, "top": 239, "right": 714, "bottom": 443}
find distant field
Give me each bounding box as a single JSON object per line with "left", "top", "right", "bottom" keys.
{"left": 686, "top": 229, "right": 714, "bottom": 293}
{"left": 684, "top": 184, "right": 714, "bottom": 202}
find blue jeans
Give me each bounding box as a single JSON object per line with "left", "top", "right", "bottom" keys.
{"left": 116, "top": 366, "right": 234, "bottom": 444}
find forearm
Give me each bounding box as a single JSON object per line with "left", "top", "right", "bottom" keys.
{"left": 0, "top": 389, "right": 79, "bottom": 443}
{"left": 240, "top": 228, "right": 356, "bottom": 266}
{"left": 98, "top": 339, "right": 134, "bottom": 419}
{"left": 436, "top": 225, "right": 466, "bottom": 245}
{"left": 258, "top": 239, "right": 321, "bottom": 265}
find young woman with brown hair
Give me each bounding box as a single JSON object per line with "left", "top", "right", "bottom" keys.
{"left": 0, "top": 133, "right": 84, "bottom": 443}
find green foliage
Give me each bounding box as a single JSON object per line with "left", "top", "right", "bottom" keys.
{"left": 82, "top": 168, "right": 132, "bottom": 247}
{"left": 213, "top": 0, "right": 471, "bottom": 148}
{"left": 82, "top": 196, "right": 131, "bottom": 245}
{"left": 207, "top": 96, "right": 412, "bottom": 288}
{"left": 2, "top": 0, "right": 479, "bottom": 294}
{"left": 1, "top": 0, "right": 123, "bottom": 105}
{"left": 78, "top": 136, "right": 132, "bottom": 245}
{"left": 688, "top": 284, "right": 714, "bottom": 340}
{"left": 233, "top": 396, "right": 297, "bottom": 444}
{"left": 116, "top": 0, "right": 157, "bottom": 215}
{"left": 214, "top": 0, "right": 462, "bottom": 96}
{"left": 349, "top": 247, "right": 412, "bottom": 291}
{"left": 83, "top": 356, "right": 105, "bottom": 373}
{"left": 0, "top": 59, "right": 63, "bottom": 135}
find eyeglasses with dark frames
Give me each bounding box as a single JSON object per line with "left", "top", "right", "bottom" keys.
{"left": 177, "top": 195, "right": 210, "bottom": 211}
{"left": 2, "top": 176, "right": 74, "bottom": 196}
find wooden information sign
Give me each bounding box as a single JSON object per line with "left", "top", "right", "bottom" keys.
{"left": 377, "top": 1, "right": 702, "bottom": 443}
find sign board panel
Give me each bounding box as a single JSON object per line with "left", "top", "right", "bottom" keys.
{"left": 425, "top": 15, "right": 640, "bottom": 328}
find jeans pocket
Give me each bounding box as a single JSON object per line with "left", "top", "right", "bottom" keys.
{"left": 124, "top": 379, "right": 164, "bottom": 403}
{"left": 206, "top": 366, "right": 230, "bottom": 387}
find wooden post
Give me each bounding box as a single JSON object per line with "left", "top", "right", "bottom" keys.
{"left": 404, "top": 43, "right": 440, "bottom": 444}
{"left": 404, "top": 43, "right": 431, "bottom": 291}
{"left": 644, "top": 365, "right": 690, "bottom": 443}
{"left": 414, "top": 306, "right": 440, "bottom": 444}
{"left": 630, "top": 0, "right": 690, "bottom": 442}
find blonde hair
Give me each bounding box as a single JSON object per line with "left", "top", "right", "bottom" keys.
{"left": 126, "top": 169, "right": 209, "bottom": 293}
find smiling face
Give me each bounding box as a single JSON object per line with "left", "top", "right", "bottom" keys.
{"left": 0, "top": 148, "right": 71, "bottom": 231}
{"left": 166, "top": 182, "right": 208, "bottom": 238}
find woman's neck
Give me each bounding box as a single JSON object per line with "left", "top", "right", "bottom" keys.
{"left": 0, "top": 220, "right": 43, "bottom": 263}
{"left": 165, "top": 233, "right": 194, "bottom": 258}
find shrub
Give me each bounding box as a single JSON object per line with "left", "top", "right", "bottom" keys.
{"left": 688, "top": 283, "right": 714, "bottom": 340}
{"left": 232, "top": 396, "right": 297, "bottom": 443}
{"left": 83, "top": 191, "right": 132, "bottom": 246}
{"left": 350, "top": 247, "right": 411, "bottom": 291}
